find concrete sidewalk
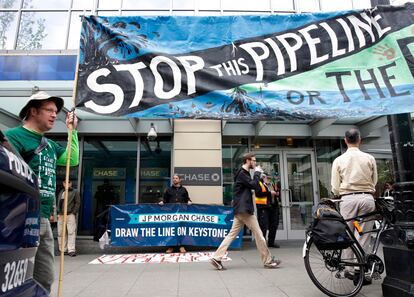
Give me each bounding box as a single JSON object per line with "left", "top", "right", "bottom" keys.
{"left": 51, "top": 241, "right": 383, "bottom": 297}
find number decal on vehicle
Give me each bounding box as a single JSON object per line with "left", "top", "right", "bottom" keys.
{"left": 1, "top": 259, "right": 29, "bottom": 293}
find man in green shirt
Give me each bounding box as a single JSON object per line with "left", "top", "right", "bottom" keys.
{"left": 4, "top": 91, "right": 79, "bottom": 293}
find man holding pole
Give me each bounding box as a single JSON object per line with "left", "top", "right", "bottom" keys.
{"left": 4, "top": 91, "right": 79, "bottom": 293}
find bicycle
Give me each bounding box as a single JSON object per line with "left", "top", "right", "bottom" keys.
{"left": 303, "top": 197, "right": 395, "bottom": 297}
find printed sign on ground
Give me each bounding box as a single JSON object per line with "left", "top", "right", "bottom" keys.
{"left": 89, "top": 252, "right": 230, "bottom": 264}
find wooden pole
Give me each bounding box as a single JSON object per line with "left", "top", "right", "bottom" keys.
{"left": 57, "top": 48, "right": 80, "bottom": 297}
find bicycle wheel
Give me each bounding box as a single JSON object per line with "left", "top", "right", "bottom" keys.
{"left": 304, "top": 237, "right": 365, "bottom": 297}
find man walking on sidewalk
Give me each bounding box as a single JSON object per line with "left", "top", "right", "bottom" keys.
{"left": 210, "top": 152, "right": 281, "bottom": 270}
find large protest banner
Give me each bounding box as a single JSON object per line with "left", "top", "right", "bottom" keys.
{"left": 76, "top": 4, "right": 414, "bottom": 119}
{"left": 111, "top": 204, "right": 243, "bottom": 248}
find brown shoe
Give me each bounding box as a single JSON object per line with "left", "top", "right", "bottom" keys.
{"left": 179, "top": 246, "right": 187, "bottom": 253}
{"left": 166, "top": 248, "right": 174, "bottom": 253}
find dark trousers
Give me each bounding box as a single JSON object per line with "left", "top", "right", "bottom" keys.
{"left": 257, "top": 205, "right": 279, "bottom": 245}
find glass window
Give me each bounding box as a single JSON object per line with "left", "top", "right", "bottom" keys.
{"left": 315, "top": 139, "right": 341, "bottom": 199}
{"left": 222, "top": 0, "right": 271, "bottom": 11}
{"left": 139, "top": 137, "right": 171, "bottom": 203}
{"left": 72, "top": 0, "right": 94, "bottom": 10}
{"left": 16, "top": 11, "right": 68, "bottom": 50}
{"left": 122, "top": 0, "right": 171, "bottom": 9}
{"left": 271, "top": 0, "right": 295, "bottom": 12}
{"left": 255, "top": 152, "right": 283, "bottom": 230}
{"left": 222, "top": 10, "right": 265, "bottom": 15}
{"left": 222, "top": 144, "right": 248, "bottom": 205}
{"left": 286, "top": 154, "right": 314, "bottom": 229}
{"left": 98, "top": 0, "right": 120, "bottom": 10}
{"left": 1, "top": 0, "right": 22, "bottom": 9}
{"left": 298, "top": 0, "right": 320, "bottom": 12}
{"left": 23, "top": 0, "right": 70, "bottom": 9}
{"left": 197, "top": 11, "right": 222, "bottom": 16}
{"left": 321, "top": 0, "right": 352, "bottom": 11}
{"left": 172, "top": 10, "right": 195, "bottom": 15}
{"left": 121, "top": 10, "right": 171, "bottom": 16}
{"left": 199, "top": 0, "right": 221, "bottom": 10}
{"left": 81, "top": 138, "right": 138, "bottom": 236}
{"left": 173, "top": 0, "right": 194, "bottom": 10}
{"left": 250, "top": 138, "right": 313, "bottom": 149}
{"left": 0, "top": 11, "right": 18, "bottom": 49}
{"left": 376, "top": 159, "right": 394, "bottom": 197}
{"left": 353, "top": 0, "right": 372, "bottom": 9}
{"left": 97, "top": 10, "right": 120, "bottom": 16}
{"left": 67, "top": 11, "right": 88, "bottom": 49}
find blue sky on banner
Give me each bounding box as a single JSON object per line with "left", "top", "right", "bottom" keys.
{"left": 86, "top": 10, "right": 352, "bottom": 61}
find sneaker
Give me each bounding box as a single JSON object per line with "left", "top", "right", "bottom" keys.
{"left": 166, "top": 248, "right": 174, "bottom": 253}
{"left": 264, "top": 257, "right": 281, "bottom": 269}
{"left": 179, "top": 246, "right": 187, "bottom": 253}
{"left": 68, "top": 252, "right": 77, "bottom": 257}
{"left": 210, "top": 258, "right": 224, "bottom": 270}
{"left": 268, "top": 243, "right": 280, "bottom": 248}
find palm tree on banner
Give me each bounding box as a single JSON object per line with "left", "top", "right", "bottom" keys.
{"left": 222, "top": 86, "right": 269, "bottom": 115}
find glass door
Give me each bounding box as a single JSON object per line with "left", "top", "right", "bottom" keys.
{"left": 281, "top": 150, "right": 318, "bottom": 239}
{"left": 252, "top": 149, "right": 319, "bottom": 240}
{"left": 254, "top": 152, "right": 286, "bottom": 239}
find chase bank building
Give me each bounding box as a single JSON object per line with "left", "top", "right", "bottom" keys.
{"left": 0, "top": 0, "right": 406, "bottom": 240}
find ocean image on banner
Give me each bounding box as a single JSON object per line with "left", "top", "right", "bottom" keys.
{"left": 76, "top": 4, "right": 414, "bottom": 119}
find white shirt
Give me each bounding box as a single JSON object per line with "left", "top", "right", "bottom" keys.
{"left": 331, "top": 147, "right": 378, "bottom": 196}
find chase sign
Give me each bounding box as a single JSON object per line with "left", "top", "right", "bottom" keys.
{"left": 174, "top": 167, "right": 221, "bottom": 186}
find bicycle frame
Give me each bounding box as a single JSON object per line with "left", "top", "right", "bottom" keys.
{"left": 303, "top": 200, "right": 392, "bottom": 269}
{"left": 303, "top": 198, "right": 394, "bottom": 297}
{"left": 343, "top": 208, "right": 391, "bottom": 256}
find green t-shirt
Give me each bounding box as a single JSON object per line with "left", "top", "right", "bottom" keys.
{"left": 5, "top": 126, "right": 79, "bottom": 218}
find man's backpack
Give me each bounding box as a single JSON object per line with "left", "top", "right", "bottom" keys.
{"left": 21, "top": 136, "right": 48, "bottom": 164}
{"left": 308, "top": 200, "right": 353, "bottom": 250}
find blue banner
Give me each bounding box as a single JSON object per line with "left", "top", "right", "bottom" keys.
{"left": 111, "top": 204, "right": 242, "bottom": 248}
{"left": 76, "top": 4, "right": 414, "bottom": 119}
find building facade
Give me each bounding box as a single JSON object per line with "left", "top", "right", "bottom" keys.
{"left": 0, "top": 0, "right": 402, "bottom": 240}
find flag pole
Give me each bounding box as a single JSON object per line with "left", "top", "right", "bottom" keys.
{"left": 57, "top": 47, "right": 81, "bottom": 297}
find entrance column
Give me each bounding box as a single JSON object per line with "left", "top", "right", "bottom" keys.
{"left": 173, "top": 120, "right": 223, "bottom": 204}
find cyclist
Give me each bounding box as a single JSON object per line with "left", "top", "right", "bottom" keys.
{"left": 331, "top": 128, "right": 377, "bottom": 286}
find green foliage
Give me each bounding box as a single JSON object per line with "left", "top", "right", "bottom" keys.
{"left": 0, "top": 0, "right": 16, "bottom": 49}
{"left": 16, "top": 10, "right": 47, "bottom": 50}
{"left": 0, "top": 0, "right": 47, "bottom": 50}
{"left": 376, "top": 159, "right": 394, "bottom": 195}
